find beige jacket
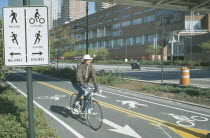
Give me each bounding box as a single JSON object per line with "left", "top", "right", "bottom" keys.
{"left": 76, "top": 63, "right": 97, "bottom": 86}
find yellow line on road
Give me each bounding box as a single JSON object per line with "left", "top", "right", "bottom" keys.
{"left": 14, "top": 73, "right": 210, "bottom": 138}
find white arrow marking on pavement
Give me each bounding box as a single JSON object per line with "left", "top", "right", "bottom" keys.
{"left": 116, "top": 100, "right": 148, "bottom": 108}
{"left": 103, "top": 119, "right": 141, "bottom": 138}
{"left": 94, "top": 93, "right": 107, "bottom": 98}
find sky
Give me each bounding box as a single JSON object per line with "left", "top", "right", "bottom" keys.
{"left": 0, "top": 0, "right": 95, "bottom": 15}
{"left": 0, "top": 0, "right": 8, "bottom": 14}
{"left": 89, "top": 2, "right": 95, "bottom": 15}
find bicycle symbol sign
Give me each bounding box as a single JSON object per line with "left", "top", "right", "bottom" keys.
{"left": 167, "top": 113, "right": 208, "bottom": 127}
{"left": 29, "top": 9, "right": 45, "bottom": 24}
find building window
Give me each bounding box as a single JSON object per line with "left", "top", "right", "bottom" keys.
{"left": 123, "top": 38, "right": 132, "bottom": 46}
{"left": 113, "top": 23, "right": 121, "bottom": 29}
{"left": 105, "top": 40, "right": 112, "bottom": 49}
{"left": 147, "top": 34, "right": 155, "bottom": 43}
{"left": 113, "top": 30, "right": 122, "bottom": 36}
{"left": 122, "top": 21, "right": 131, "bottom": 27}
{"left": 143, "top": 8, "right": 155, "bottom": 13}
{"left": 132, "top": 18, "right": 142, "bottom": 25}
{"left": 144, "top": 15, "right": 155, "bottom": 23}
{"left": 133, "top": 36, "right": 144, "bottom": 45}
{"left": 132, "top": 11, "right": 143, "bottom": 16}
{"left": 122, "top": 15, "right": 131, "bottom": 19}
{"left": 113, "top": 39, "right": 121, "bottom": 48}
{"left": 185, "top": 20, "right": 201, "bottom": 30}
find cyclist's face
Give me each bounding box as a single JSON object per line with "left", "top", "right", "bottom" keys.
{"left": 85, "top": 60, "right": 91, "bottom": 65}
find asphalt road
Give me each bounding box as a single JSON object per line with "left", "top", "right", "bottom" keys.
{"left": 57, "top": 63, "right": 210, "bottom": 88}
{"left": 5, "top": 69, "right": 210, "bottom": 138}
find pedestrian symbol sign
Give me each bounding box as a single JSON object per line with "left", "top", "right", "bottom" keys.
{"left": 3, "top": 6, "right": 49, "bottom": 66}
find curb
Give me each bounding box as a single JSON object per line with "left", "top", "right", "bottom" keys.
{"left": 101, "top": 85, "right": 210, "bottom": 110}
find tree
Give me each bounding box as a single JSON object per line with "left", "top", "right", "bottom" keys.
{"left": 49, "top": 26, "right": 78, "bottom": 57}
{"left": 201, "top": 41, "right": 210, "bottom": 53}
{"left": 145, "top": 44, "right": 161, "bottom": 55}
{"left": 97, "top": 48, "right": 109, "bottom": 60}
{"left": 75, "top": 49, "right": 86, "bottom": 57}
{"left": 63, "top": 51, "right": 76, "bottom": 59}
{"left": 88, "top": 49, "right": 98, "bottom": 57}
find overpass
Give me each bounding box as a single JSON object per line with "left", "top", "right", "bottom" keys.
{"left": 88, "top": 0, "right": 210, "bottom": 12}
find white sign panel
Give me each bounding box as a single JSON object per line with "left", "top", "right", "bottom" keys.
{"left": 3, "top": 6, "right": 49, "bottom": 66}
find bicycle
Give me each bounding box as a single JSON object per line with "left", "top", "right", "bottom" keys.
{"left": 29, "top": 17, "right": 45, "bottom": 24}
{"left": 70, "top": 87, "right": 103, "bottom": 130}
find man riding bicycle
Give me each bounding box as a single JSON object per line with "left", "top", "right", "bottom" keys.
{"left": 74, "top": 54, "right": 98, "bottom": 117}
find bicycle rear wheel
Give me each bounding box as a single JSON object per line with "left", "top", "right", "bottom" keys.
{"left": 70, "top": 93, "right": 80, "bottom": 118}
{"left": 87, "top": 100, "right": 103, "bottom": 130}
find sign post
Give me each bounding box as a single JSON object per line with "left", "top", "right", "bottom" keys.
{"left": 3, "top": 3, "right": 49, "bottom": 137}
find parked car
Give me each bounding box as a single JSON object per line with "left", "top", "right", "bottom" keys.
{"left": 130, "top": 62, "right": 141, "bottom": 70}
{"left": 50, "top": 61, "right": 55, "bottom": 64}
{"left": 74, "top": 57, "right": 82, "bottom": 61}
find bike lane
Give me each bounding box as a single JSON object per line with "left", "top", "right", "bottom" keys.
{"left": 6, "top": 71, "right": 210, "bottom": 138}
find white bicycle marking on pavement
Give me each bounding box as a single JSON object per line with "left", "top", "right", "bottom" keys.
{"left": 116, "top": 100, "right": 148, "bottom": 108}
{"left": 37, "top": 95, "right": 66, "bottom": 101}
{"left": 165, "top": 113, "right": 209, "bottom": 128}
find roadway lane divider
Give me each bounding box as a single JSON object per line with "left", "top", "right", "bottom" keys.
{"left": 11, "top": 72, "right": 210, "bottom": 138}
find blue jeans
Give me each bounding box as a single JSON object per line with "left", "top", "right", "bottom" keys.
{"left": 75, "top": 84, "right": 89, "bottom": 112}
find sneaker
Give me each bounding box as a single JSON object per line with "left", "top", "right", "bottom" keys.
{"left": 72, "top": 108, "right": 79, "bottom": 115}
{"left": 73, "top": 101, "right": 80, "bottom": 109}
{"left": 81, "top": 112, "right": 88, "bottom": 120}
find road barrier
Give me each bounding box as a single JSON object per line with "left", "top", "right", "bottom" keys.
{"left": 180, "top": 67, "right": 190, "bottom": 85}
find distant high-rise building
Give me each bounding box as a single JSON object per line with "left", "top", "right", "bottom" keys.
{"left": 95, "top": 2, "right": 116, "bottom": 12}
{"left": 44, "top": 0, "right": 62, "bottom": 29}
{"left": 62, "top": 0, "right": 86, "bottom": 25}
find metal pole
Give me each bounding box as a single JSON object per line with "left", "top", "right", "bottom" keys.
{"left": 26, "top": 67, "right": 35, "bottom": 138}
{"left": 23, "top": 1, "right": 35, "bottom": 138}
{"left": 190, "top": 36, "right": 192, "bottom": 60}
{"left": 155, "top": 23, "right": 158, "bottom": 61}
{"left": 161, "top": 38, "right": 164, "bottom": 86}
{"left": 86, "top": 1, "right": 89, "bottom": 54}
{"left": 171, "top": 31, "right": 174, "bottom": 61}
{"left": 126, "top": 44, "right": 128, "bottom": 59}
{"left": 161, "top": 18, "right": 166, "bottom": 86}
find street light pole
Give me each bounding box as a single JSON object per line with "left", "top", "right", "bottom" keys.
{"left": 86, "top": 0, "right": 89, "bottom": 54}
{"left": 161, "top": 18, "right": 166, "bottom": 86}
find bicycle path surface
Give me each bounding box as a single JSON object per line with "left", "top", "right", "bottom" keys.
{"left": 5, "top": 69, "right": 210, "bottom": 138}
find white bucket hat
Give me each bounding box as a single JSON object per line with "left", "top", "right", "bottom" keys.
{"left": 83, "top": 54, "right": 93, "bottom": 61}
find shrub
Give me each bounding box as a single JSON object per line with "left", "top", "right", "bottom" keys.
{"left": 0, "top": 85, "right": 58, "bottom": 137}
{"left": 33, "top": 66, "right": 124, "bottom": 86}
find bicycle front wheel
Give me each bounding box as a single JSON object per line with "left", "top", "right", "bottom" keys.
{"left": 70, "top": 93, "right": 80, "bottom": 118}
{"left": 87, "top": 100, "right": 103, "bottom": 130}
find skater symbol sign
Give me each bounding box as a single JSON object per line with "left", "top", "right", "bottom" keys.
{"left": 3, "top": 6, "right": 49, "bottom": 66}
